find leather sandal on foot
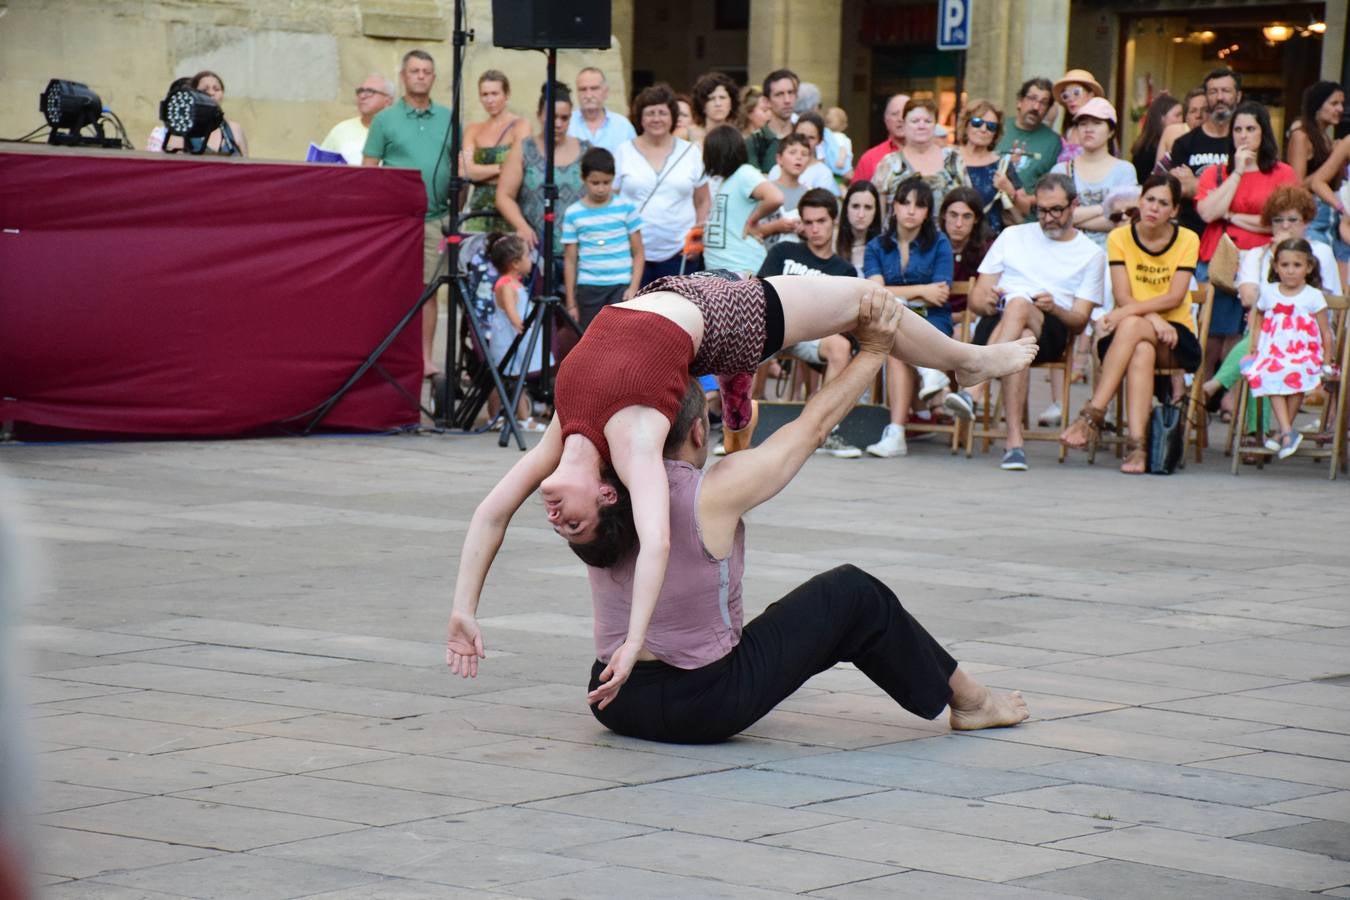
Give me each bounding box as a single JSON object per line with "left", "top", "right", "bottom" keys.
{"left": 1120, "top": 437, "right": 1147, "bottom": 474}
{"left": 1060, "top": 403, "right": 1106, "bottom": 451}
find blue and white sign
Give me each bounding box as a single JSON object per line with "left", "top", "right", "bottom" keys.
{"left": 937, "top": 0, "right": 970, "bottom": 50}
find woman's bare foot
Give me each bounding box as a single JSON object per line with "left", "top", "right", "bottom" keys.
{"left": 949, "top": 685, "right": 1030, "bottom": 731}
{"left": 956, "top": 337, "right": 1038, "bottom": 387}
{"left": 1200, "top": 377, "right": 1220, "bottom": 401}
{"left": 1060, "top": 417, "right": 1091, "bottom": 449}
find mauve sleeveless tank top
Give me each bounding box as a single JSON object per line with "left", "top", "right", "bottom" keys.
{"left": 589, "top": 459, "right": 745, "bottom": 669}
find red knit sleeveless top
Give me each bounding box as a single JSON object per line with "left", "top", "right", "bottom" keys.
{"left": 555, "top": 306, "right": 694, "bottom": 465}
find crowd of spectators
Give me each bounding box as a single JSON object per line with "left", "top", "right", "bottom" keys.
{"left": 166, "top": 52, "right": 1346, "bottom": 471}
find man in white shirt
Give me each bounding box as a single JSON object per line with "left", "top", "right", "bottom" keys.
{"left": 319, "top": 74, "right": 395, "bottom": 165}
{"left": 568, "top": 67, "right": 636, "bottom": 152}
{"left": 970, "top": 172, "right": 1106, "bottom": 470}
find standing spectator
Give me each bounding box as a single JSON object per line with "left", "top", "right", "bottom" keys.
{"left": 759, "top": 133, "right": 814, "bottom": 245}
{"left": 822, "top": 107, "right": 854, "bottom": 183}
{"left": 319, "top": 74, "right": 394, "bottom": 165}
{"left": 562, "top": 148, "right": 644, "bottom": 330}
{"left": 1060, "top": 174, "right": 1200, "bottom": 472}
{"left": 363, "top": 50, "right": 455, "bottom": 377}
{"left": 873, "top": 98, "right": 969, "bottom": 213}
{"left": 1286, "top": 81, "right": 1345, "bottom": 246}
{"left": 854, "top": 94, "right": 909, "bottom": 184}
{"left": 837, "top": 181, "right": 883, "bottom": 275}
{"left": 737, "top": 86, "right": 771, "bottom": 137}
{"left": 956, "top": 100, "right": 1007, "bottom": 234}
{"left": 485, "top": 234, "right": 546, "bottom": 429}
{"left": 970, "top": 173, "right": 1105, "bottom": 471}
{"left": 1180, "top": 87, "right": 1208, "bottom": 131}
{"left": 568, "top": 67, "right": 636, "bottom": 152}
{"left": 461, "top": 70, "right": 531, "bottom": 234}
{"left": 701, "top": 125, "right": 783, "bottom": 274}
{"left": 1130, "top": 94, "right": 1182, "bottom": 185}
{"left": 496, "top": 82, "right": 590, "bottom": 267}
{"left": 1306, "top": 137, "right": 1350, "bottom": 284}
{"left": 783, "top": 113, "right": 839, "bottom": 194}
{"left": 1161, "top": 67, "right": 1243, "bottom": 237}
{"left": 1195, "top": 100, "right": 1296, "bottom": 399}
{"left": 692, "top": 72, "right": 739, "bottom": 140}
{"left": 795, "top": 82, "right": 823, "bottom": 116}
{"left": 614, "top": 84, "right": 710, "bottom": 284}
{"left": 1052, "top": 69, "right": 1104, "bottom": 160}
{"left": 996, "top": 78, "right": 1061, "bottom": 217}
{"left": 1050, "top": 98, "right": 1138, "bottom": 249}
{"left": 864, "top": 177, "right": 962, "bottom": 458}
{"left": 674, "top": 95, "right": 698, "bottom": 143}
{"left": 191, "top": 71, "right": 248, "bottom": 156}
{"left": 746, "top": 69, "right": 799, "bottom": 173}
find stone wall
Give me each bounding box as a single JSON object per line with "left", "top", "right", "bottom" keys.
{"left": 1, "top": 0, "right": 628, "bottom": 160}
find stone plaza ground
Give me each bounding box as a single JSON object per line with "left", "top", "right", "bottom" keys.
{"left": 6, "top": 424, "right": 1350, "bottom": 898}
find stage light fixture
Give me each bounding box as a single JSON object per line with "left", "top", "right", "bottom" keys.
{"left": 40, "top": 79, "right": 102, "bottom": 132}
{"left": 159, "top": 86, "right": 223, "bottom": 141}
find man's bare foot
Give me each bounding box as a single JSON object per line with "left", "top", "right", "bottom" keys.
{"left": 956, "top": 337, "right": 1037, "bottom": 387}
{"left": 949, "top": 686, "right": 1030, "bottom": 731}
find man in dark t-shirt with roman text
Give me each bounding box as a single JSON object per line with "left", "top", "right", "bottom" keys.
{"left": 1159, "top": 67, "right": 1242, "bottom": 236}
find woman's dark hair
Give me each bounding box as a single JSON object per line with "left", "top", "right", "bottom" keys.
{"left": 487, "top": 232, "right": 528, "bottom": 272}
{"left": 837, "top": 180, "right": 882, "bottom": 257}
{"left": 190, "top": 70, "right": 224, "bottom": 93}
{"left": 1267, "top": 237, "right": 1321, "bottom": 289}
{"left": 1230, "top": 101, "right": 1279, "bottom": 174}
{"left": 631, "top": 83, "right": 680, "bottom": 135}
{"left": 794, "top": 111, "right": 825, "bottom": 140}
{"left": 938, "top": 186, "right": 990, "bottom": 260}
{"left": 702, "top": 124, "right": 748, "bottom": 179}
{"left": 568, "top": 469, "right": 637, "bottom": 568}
{"left": 536, "top": 81, "right": 572, "bottom": 116}
{"left": 691, "top": 71, "right": 740, "bottom": 126}
{"left": 1139, "top": 172, "right": 1183, "bottom": 208}
{"left": 1297, "top": 80, "right": 1343, "bottom": 173}
{"left": 887, "top": 176, "right": 937, "bottom": 249}
{"left": 478, "top": 69, "right": 510, "bottom": 94}
{"left": 1131, "top": 94, "right": 1181, "bottom": 159}
{"left": 580, "top": 147, "right": 615, "bottom": 178}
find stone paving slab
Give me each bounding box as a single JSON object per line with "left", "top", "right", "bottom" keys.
{"left": 8, "top": 433, "right": 1350, "bottom": 897}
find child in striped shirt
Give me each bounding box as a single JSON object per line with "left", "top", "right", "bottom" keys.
{"left": 562, "top": 148, "right": 645, "bottom": 330}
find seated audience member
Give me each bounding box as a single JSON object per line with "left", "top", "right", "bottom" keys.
{"left": 838, "top": 181, "right": 883, "bottom": 275}
{"left": 756, "top": 188, "right": 860, "bottom": 457}
{"left": 1060, "top": 175, "right": 1200, "bottom": 473}
{"left": 956, "top": 100, "right": 1009, "bottom": 234}
{"left": 1202, "top": 186, "right": 1341, "bottom": 434}
{"left": 970, "top": 173, "right": 1105, "bottom": 471}
{"left": 320, "top": 74, "right": 395, "bottom": 165}
{"left": 873, "top": 98, "right": 969, "bottom": 212}
{"left": 938, "top": 186, "right": 994, "bottom": 413}
{"left": 446, "top": 301, "right": 1031, "bottom": 744}
{"left": 864, "top": 177, "right": 967, "bottom": 459}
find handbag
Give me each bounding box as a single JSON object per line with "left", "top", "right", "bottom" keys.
{"left": 1147, "top": 402, "right": 1185, "bottom": 475}
{"left": 1207, "top": 233, "right": 1241, "bottom": 295}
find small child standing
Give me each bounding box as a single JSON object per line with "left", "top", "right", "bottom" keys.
{"left": 759, "top": 133, "right": 813, "bottom": 246}
{"left": 822, "top": 106, "right": 855, "bottom": 186}
{"left": 561, "top": 148, "right": 644, "bottom": 330}
{"left": 487, "top": 233, "right": 548, "bottom": 431}
{"left": 1244, "top": 237, "right": 1333, "bottom": 459}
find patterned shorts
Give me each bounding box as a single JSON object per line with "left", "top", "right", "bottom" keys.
{"left": 638, "top": 272, "right": 769, "bottom": 376}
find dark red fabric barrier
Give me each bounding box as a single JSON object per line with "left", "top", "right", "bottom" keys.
{"left": 0, "top": 147, "right": 427, "bottom": 437}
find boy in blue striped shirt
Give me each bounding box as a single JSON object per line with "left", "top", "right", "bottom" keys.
{"left": 562, "top": 147, "right": 644, "bottom": 329}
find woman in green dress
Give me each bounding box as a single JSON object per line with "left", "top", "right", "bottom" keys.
{"left": 461, "top": 70, "right": 531, "bottom": 233}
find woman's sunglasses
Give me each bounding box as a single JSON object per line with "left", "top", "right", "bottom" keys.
{"left": 968, "top": 118, "right": 999, "bottom": 132}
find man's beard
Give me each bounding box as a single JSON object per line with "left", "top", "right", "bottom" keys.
{"left": 1209, "top": 103, "right": 1233, "bottom": 124}
{"left": 1040, "top": 221, "right": 1064, "bottom": 239}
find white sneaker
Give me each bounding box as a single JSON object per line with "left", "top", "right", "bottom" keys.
{"left": 816, "top": 429, "right": 862, "bottom": 458}
{"left": 1037, "top": 403, "right": 1063, "bottom": 426}
{"left": 917, "top": 367, "right": 951, "bottom": 401}
{"left": 866, "top": 424, "right": 907, "bottom": 458}
{"left": 713, "top": 443, "right": 727, "bottom": 456}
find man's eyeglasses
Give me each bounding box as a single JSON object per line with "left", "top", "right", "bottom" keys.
{"left": 1037, "top": 205, "right": 1071, "bottom": 218}
{"left": 968, "top": 118, "right": 999, "bottom": 132}
{"left": 355, "top": 88, "right": 388, "bottom": 98}
{"left": 1270, "top": 215, "right": 1304, "bottom": 226}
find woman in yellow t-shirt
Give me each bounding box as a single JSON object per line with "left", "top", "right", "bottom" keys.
{"left": 1060, "top": 174, "right": 1199, "bottom": 473}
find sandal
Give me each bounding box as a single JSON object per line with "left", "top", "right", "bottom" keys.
{"left": 1060, "top": 403, "right": 1106, "bottom": 451}
{"left": 1120, "top": 437, "right": 1147, "bottom": 474}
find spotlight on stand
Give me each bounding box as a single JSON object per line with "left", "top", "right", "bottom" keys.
{"left": 38, "top": 79, "right": 126, "bottom": 148}
{"left": 158, "top": 86, "right": 224, "bottom": 154}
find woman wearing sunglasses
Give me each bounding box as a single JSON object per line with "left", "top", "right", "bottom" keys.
{"left": 1052, "top": 69, "right": 1104, "bottom": 163}
{"left": 957, "top": 101, "right": 1009, "bottom": 234}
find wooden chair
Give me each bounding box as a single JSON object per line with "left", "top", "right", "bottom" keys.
{"left": 968, "top": 319, "right": 1078, "bottom": 463}
{"left": 1088, "top": 285, "right": 1214, "bottom": 466}
{"left": 1229, "top": 293, "right": 1350, "bottom": 478}
{"left": 901, "top": 280, "right": 975, "bottom": 454}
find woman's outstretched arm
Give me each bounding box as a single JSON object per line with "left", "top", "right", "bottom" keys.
{"left": 447, "top": 419, "right": 564, "bottom": 676}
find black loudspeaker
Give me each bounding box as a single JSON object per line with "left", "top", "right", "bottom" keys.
{"left": 491, "top": 0, "right": 611, "bottom": 50}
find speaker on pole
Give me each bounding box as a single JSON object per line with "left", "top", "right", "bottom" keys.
{"left": 490, "top": 0, "right": 611, "bottom": 50}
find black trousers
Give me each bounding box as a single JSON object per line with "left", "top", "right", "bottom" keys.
{"left": 588, "top": 565, "right": 958, "bottom": 744}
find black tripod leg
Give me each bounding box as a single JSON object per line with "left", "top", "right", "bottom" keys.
{"left": 498, "top": 305, "right": 547, "bottom": 448}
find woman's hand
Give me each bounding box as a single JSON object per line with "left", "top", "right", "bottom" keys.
{"left": 1150, "top": 314, "right": 1177, "bottom": 347}
{"left": 446, "top": 610, "right": 486, "bottom": 678}
{"left": 1233, "top": 147, "right": 1257, "bottom": 176}
{"left": 993, "top": 171, "right": 1016, "bottom": 197}
{"left": 1098, "top": 307, "right": 1131, "bottom": 334}
{"left": 921, "top": 282, "right": 950, "bottom": 307}
{"left": 587, "top": 640, "right": 642, "bottom": 709}
{"left": 515, "top": 227, "right": 538, "bottom": 250}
